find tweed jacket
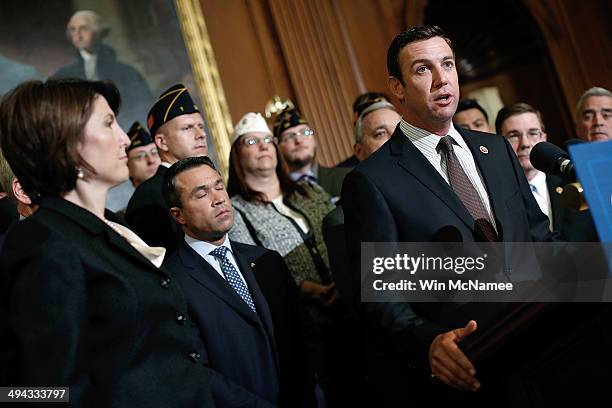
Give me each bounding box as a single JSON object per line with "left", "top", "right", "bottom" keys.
{"left": 229, "top": 183, "right": 335, "bottom": 285}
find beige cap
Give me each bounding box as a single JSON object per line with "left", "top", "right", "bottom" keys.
{"left": 233, "top": 112, "right": 272, "bottom": 143}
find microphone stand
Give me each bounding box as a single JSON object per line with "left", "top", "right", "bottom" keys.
{"left": 555, "top": 181, "right": 589, "bottom": 211}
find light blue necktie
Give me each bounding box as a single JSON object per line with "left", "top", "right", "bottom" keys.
{"left": 298, "top": 173, "right": 318, "bottom": 184}
{"left": 210, "top": 246, "right": 257, "bottom": 313}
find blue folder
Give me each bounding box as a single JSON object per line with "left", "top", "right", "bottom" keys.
{"left": 569, "top": 140, "right": 612, "bottom": 243}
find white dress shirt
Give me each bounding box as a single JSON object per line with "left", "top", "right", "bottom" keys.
{"left": 399, "top": 119, "right": 497, "bottom": 229}
{"left": 185, "top": 234, "right": 248, "bottom": 286}
{"left": 271, "top": 195, "right": 310, "bottom": 234}
{"left": 79, "top": 49, "right": 98, "bottom": 80}
{"left": 529, "top": 171, "right": 553, "bottom": 230}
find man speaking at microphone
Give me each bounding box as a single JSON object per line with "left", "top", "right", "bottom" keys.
{"left": 342, "top": 26, "right": 559, "bottom": 404}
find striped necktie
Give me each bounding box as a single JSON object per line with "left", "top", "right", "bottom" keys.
{"left": 437, "top": 135, "right": 498, "bottom": 242}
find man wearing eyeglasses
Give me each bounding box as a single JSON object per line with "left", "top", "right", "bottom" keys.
{"left": 495, "top": 102, "right": 597, "bottom": 241}
{"left": 273, "top": 108, "right": 350, "bottom": 200}
{"left": 495, "top": 103, "right": 550, "bottom": 223}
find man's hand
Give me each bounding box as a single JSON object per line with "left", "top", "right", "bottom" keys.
{"left": 429, "top": 320, "right": 480, "bottom": 392}
{"left": 299, "top": 281, "right": 337, "bottom": 305}
{"left": 321, "top": 284, "right": 338, "bottom": 306}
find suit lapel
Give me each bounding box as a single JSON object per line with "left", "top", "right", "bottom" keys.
{"left": 43, "top": 197, "right": 165, "bottom": 274}
{"left": 546, "top": 175, "right": 564, "bottom": 230}
{"left": 179, "top": 244, "right": 262, "bottom": 326}
{"left": 459, "top": 128, "right": 507, "bottom": 234}
{"left": 390, "top": 128, "right": 474, "bottom": 230}
{"left": 233, "top": 246, "right": 276, "bottom": 342}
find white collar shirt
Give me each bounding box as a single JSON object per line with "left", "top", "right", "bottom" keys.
{"left": 529, "top": 171, "right": 553, "bottom": 230}
{"left": 399, "top": 119, "right": 497, "bottom": 230}
{"left": 184, "top": 234, "right": 248, "bottom": 286}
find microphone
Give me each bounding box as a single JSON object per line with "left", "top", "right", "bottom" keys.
{"left": 530, "top": 142, "right": 575, "bottom": 179}
{"left": 531, "top": 142, "right": 588, "bottom": 210}
{"left": 431, "top": 225, "right": 463, "bottom": 242}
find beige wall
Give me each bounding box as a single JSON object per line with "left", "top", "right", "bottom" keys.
{"left": 201, "top": 0, "right": 611, "bottom": 165}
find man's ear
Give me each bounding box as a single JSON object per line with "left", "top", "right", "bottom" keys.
{"left": 155, "top": 132, "right": 169, "bottom": 153}
{"left": 353, "top": 143, "right": 363, "bottom": 161}
{"left": 388, "top": 76, "right": 405, "bottom": 103}
{"left": 169, "top": 207, "right": 186, "bottom": 226}
{"left": 541, "top": 131, "right": 548, "bottom": 142}
{"left": 12, "top": 178, "right": 32, "bottom": 206}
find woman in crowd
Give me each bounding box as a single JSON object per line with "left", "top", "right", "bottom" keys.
{"left": 228, "top": 112, "right": 353, "bottom": 407}
{"left": 227, "top": 112, "right": 336, "bottom": 308}
{"left": 0, "top": 79, "right": 213, "bottom": 407}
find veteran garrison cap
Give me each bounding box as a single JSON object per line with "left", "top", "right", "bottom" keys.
{"left": 272, "top": 107, "right": 309, "bottom": 138}
{"left": 127, "top": 122, "right": 154, "bottom": 152}
{"left": 147, "top": 84, "right": 199, "bottom": 136}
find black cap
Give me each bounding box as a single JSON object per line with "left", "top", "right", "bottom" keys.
{"left": 147, "top": 84, "right": 199, "bottom": 136}
{"left": 353, "top": 92, "right": 389, "bottom": 117}
{"left": 272, "top": 107, "right": 308, "bottom": 138}
{"left": 127, "top": 122, "right": 154, "bottom": 152}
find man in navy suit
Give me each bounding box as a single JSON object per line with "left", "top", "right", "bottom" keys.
{"left": 342, "top": 26, "right": 559, "bottom": 404}
{"left": 162, "top": 156, "right": 315, "bottom": 407}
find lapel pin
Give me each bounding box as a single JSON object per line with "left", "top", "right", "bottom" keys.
{"left": 479, "top": 145, "right": 489, "bottom": 154}
{"left": 250, "top": 262, "right": 256, "bottom": 268}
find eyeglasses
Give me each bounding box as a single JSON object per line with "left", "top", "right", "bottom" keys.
{"left": 278, "top": 128, "right": 315, "bottom": 143}
{"left": 241, "top": 135, "right": 274, "bottom": 146}
{"left": 504, "top": 129, "right": 543, "bottom": 141}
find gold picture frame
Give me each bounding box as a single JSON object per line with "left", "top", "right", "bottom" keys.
{"left": 175, "top": 0, "right": 233, "bottom": 177}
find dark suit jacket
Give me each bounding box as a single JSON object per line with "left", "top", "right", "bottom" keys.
{"left": 125, "top": 166, "right": 183, "bottom": 254}
{"left": 335, "top": 154, "right": 359, "bottom": 168}
{"left": 0, "top": 197, "right": 18, "bottom": 234}
{"left": 0, "top": 197, "right": 213, "bottom": 407}
{"left": 313, "top": 163, "right": 351, "bottom": 198}
{"left": 322, "top": 206, "right": 355, "bottom": 318}
{"left": 342, "top": 125, "right": 559, "bottom": 399}
{"left": 241, "top": 244, "right": 317, "bottom": 408}
{"left": 546, "top": 175, "right": 599, "bottom": 242}
{"left": 164, "top": 241, "right": 315, "bottom": 407}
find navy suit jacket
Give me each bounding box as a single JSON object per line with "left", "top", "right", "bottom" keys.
{"left": 342, "top": 125, "right": 560, "bottom": 391}
{"left": 125, "top": 166, "right": 183, "bottom": 254}
{"left": 0, "top": 197, "right": 213, "bottom": 407}
{"left": 546, "top": 175, "right": 598, "bottom": 242}
{"left": 164, "top": 240, "right": 281, "bottom": 407}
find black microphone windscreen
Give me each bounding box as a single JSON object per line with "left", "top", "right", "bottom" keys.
{"left": 530, "top": 142, "right": 568, "bottom": 174}
{"left": 431, "top": 225, "right": 463, "bottom": 242}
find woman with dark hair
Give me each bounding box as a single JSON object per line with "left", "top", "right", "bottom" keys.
{"left": 227, "top": 112, "right": 336, "bottom": 306}
{"left": 228, "top": 112, "right": 355, "bottom": 407}
{"left": 0, "top": 79, "right": 212, "bottom": 407}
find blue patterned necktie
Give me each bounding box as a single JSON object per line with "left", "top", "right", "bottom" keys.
{"left": 210, "top": 246, "right": 257, "bottom": 313}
